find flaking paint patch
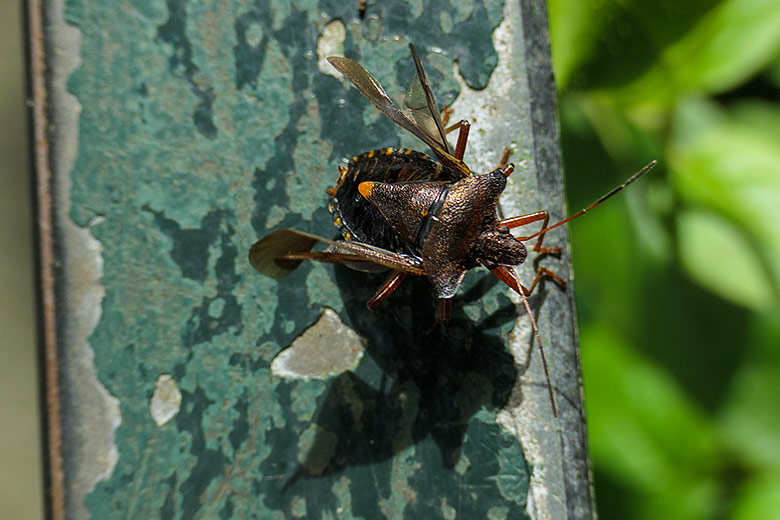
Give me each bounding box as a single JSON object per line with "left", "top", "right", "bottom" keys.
{"left": 45, "top": 2, "right": 123, "bottom": 516}
{"left": 441, "top": 498, "right": 457, "bottom": 519}
{"left": 287, "top": 94, "right": 334, "bottom": 220}
{"left": 271, "top": 308, "right": 365, "bottom": 379}
{"left": 488, "top": 504, "right": 510, "bottom": 520}
{"left": 62, "top": 221, "right": 122, "bottom": 515}
{"left": 379, "top": 446, "right": 419, "bottom": 517}
{"left": 333, "top": 476, "right": 355, "bottom": 519}
{"left": 317, "top": 19, "right": 346, "bottom": 78}
{"left": 149, "top": 374, "right": 182, "bottom": 426}
{"left": 447, "top": 2, "right": 534, "bottom": 186}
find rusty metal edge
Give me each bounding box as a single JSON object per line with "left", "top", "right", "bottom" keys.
{"left": 26, "top": 0, "right": 66, "bottom": 517}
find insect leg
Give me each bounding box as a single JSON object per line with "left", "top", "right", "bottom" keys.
{"left": 442, "top": 119, "right": 470, "bottom": 161}
{"left": 441, "top": 106, "right": 453, "bottom": 126}
{"left": 366, "top": 270, "right": 408, "bottom": 309}
{"left": 497, "top": 147, "right": 511, "bottom": 169}
{"left": 435, "top": 298, "right": 452, "bottom": 323}
{"left": 522, "top": 266, "right": 567, "bottom": 295}
{"left": 326, "top": 165, "right": 349, "bottom": 197}
{"left": 485, "top": 263, "right": 558, "bottom": 416}
{"left": 498, "top": 211, "right": 562, "bottom": 255}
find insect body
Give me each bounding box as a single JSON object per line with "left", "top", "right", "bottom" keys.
{"left": 327, "top": 147, "right": 458, "bottom": 255}
{"left": 249, "top": 43, "right": 655, "bottom": 414}
{"left": 327, "top": 146, "right": 526, "bottom": 306}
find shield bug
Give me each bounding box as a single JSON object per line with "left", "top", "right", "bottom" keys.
{"left": 249, "top": 44, "right": 655, "bottom": 415}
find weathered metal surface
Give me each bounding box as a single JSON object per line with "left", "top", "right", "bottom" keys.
{"left": 30, "top": 0, "right": 592, "bottom": 517}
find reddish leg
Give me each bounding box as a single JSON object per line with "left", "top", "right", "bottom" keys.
{"left": 326, "top": 165, "right": 348, "bottom": 197}
{"left": 441, "top": 106, "right": 453, "bottom": 126}
{"left": 435, "top": 298, "right": 452, "bottom": 323}
{"left": 366, "top": 270, "right": 408, "bottom": 309}
{"left": 440, "top": 108, "right": 473, "bottom": 161}
{"left": 442, "top": 119, "right": 470, "bottom": 161}
{"left": 487, "top": 264, "right": 566, "bottom": 297}
{"left": 497, "top": 147, "right": 511, "bottom": 169}
{"left": 424, "top": 298, "right": 453, "bottom": 335}
{"left": 523, "top": 267, "right": 567, "bottom": 295}
{"left": 486, "top": 263, "right": 559, "bottom": 416}
{"left": 497, "top": 211, "right": 562, "bottom": 255}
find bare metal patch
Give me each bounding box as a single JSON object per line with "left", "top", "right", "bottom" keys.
{"left": 149, "top": 374, "right": 182, "bottom": 426}
{"left": 271, "top": 308, "right": 365, "bottom": 379}
{"left": 317, "top": 20, "right": 346, "bottom": 78}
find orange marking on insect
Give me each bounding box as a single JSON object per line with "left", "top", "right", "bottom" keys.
{"left": 385, "top": 147, "right": 393, "bottom": 155}
{"left": 358, "top": 181, "right": 375, "bottom": 199}
{"left": 367, "top": 150, "right": 375, "bottom": 158}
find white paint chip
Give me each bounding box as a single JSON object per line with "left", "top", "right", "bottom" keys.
{"left": 149, "top": 374, "right": 182, "bottom": 426}
{"left": 271, "top": 308, "right": 365, "bottom": 379}
{"left": 317, "top": 19, "right": 346, "bottom": 78}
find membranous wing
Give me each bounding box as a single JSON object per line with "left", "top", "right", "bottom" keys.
{"left": 403, "top": 44, "right": 451, "bottom": 156}
{"left": 327, "top": 44, "right": 469, "bottom": 177}
{"left": 249, "top": 229, "right": 424, "bottom": 280}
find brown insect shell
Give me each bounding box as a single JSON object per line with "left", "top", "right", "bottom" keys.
{"left": 362, "top": 168, "right": 527, "bottom": 298}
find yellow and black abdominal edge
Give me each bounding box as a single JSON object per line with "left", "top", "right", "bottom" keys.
{"left": 327, "top": 147, "right": 460, "bottom": 254}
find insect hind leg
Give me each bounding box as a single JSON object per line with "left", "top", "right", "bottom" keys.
{"left": 366, "top": 270, "right": 408, "bottom": 309}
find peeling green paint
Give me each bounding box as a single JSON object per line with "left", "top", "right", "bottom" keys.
{"left": 305, "top": 264, "right": 345, "bottom": 313}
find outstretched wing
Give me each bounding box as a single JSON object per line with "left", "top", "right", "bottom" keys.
{"left": 404, "top": 44, "right": 450, "bottom": 156}
{"left": 327, "top": 45, "right": 469, "bottom": 177}
{"left": 249, "top": 229, "right": 424, "bottom": 280}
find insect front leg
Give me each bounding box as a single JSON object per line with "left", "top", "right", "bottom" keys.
{"left": 498, "top": 211, "right": 562, "bottom": 256}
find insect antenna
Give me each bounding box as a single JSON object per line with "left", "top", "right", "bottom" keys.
{"left": 519, "top": 290, "right": 558, "bottom": 417}
{"left": 519, "top": 160, "right": 656, "bottom": 242}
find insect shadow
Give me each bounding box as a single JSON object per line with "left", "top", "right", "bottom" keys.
{"left": 281, "top": 265, "right": 527, "bottom": 490}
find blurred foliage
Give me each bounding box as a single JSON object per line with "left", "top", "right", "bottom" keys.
{"left": 547, "top": 0, "right": 780, "bottom": 518}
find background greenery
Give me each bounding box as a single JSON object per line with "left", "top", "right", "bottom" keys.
{"left": 548, "top": 0, "right": 780, "bottom": 518}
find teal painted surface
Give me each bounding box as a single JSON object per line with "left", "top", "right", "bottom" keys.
{"left": 66, "top": 0, "right": 531, "bottom": 517}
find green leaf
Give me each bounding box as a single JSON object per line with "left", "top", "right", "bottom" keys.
{"left": 719, "top": 312, "right": 780, "bottom": 469}
{"left": 547, "top": 0, "right": 616, "bottom": 89}
{"left": 622, "top": 0, "right": 780, "bottom": 105}
{"left": 677, "top": 209, "right": 776, "bottom": 310}
{"left": 581, "top": 324, "right": 721, "bottom": 520}
{"left": 732, "top": 471, "right": 780, "bottom": 520}
{"left": 669, "top": 98, "right": 780, "bottom": 309}
{"left": 555, "top": 0, "right": 780, "bottom": 106}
